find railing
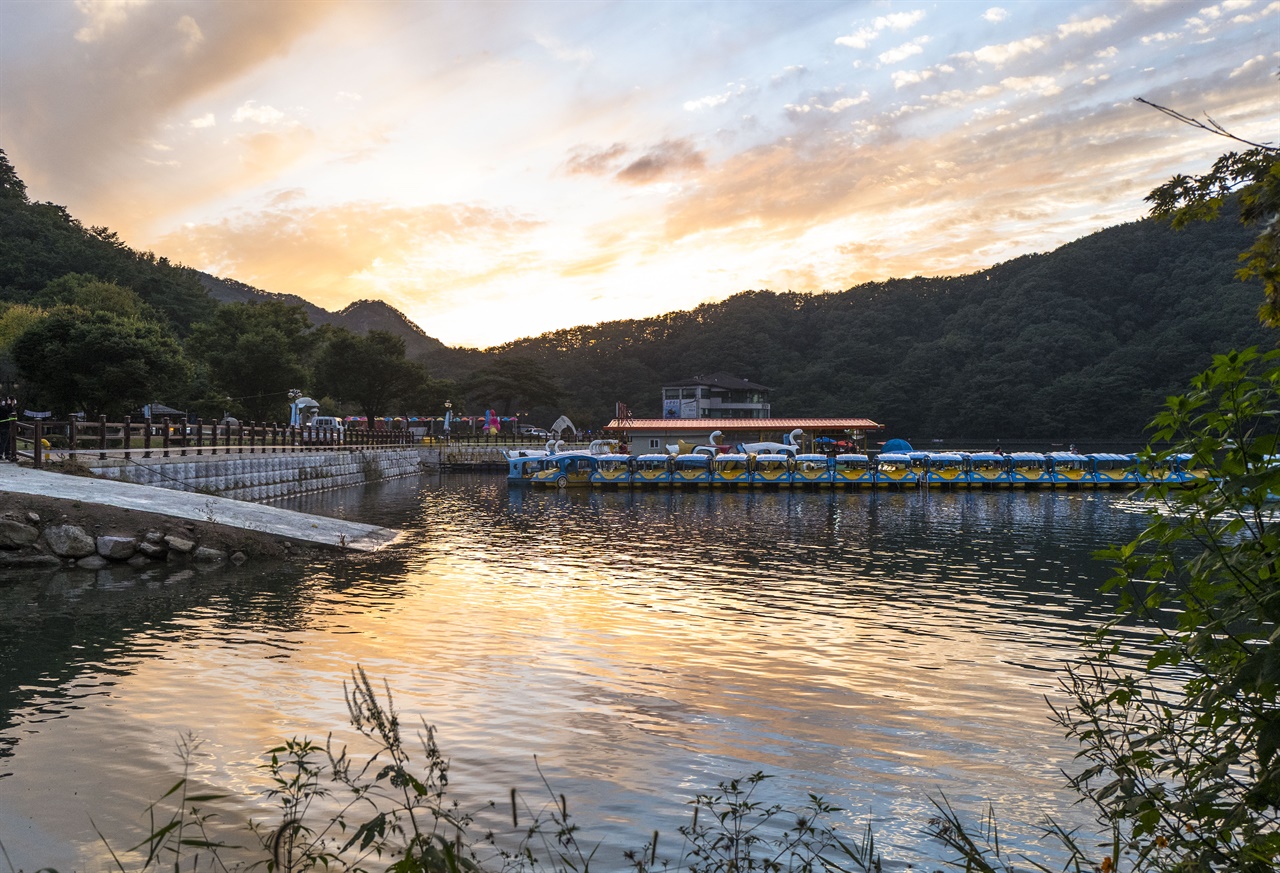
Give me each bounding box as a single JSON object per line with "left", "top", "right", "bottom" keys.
{"left": 9, "top": 416, "right": 414, "bottom": 470}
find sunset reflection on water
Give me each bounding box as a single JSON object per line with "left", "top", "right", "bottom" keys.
{"left": 0, "top": 476, "right": 1152, "bottom": 870}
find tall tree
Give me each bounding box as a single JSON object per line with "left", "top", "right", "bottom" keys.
{"left": 10, "top": 307, "right": 190, "bottom": 418}
{"left": 463, "top": 356, "right": 561, "bottom": 416}
{"left": 313, "top": 328, "right": 426, "bottom": 421}
{"left": 184, "top": 301, "right": 312, "bottom": 423}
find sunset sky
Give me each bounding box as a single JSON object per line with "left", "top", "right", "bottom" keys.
{"left": 1, "top": 1, "right": 1276, "bottom": 348}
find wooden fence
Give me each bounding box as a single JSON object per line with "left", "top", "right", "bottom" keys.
{"left": 8, "top": 416, "right": 414, "bottom": 471}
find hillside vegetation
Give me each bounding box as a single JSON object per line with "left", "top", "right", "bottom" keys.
{"left": 499, "top": 211, "right": 1269, "bottom": 439}
{"left": 0, "top": 145, "right": 1269, "bottom": 438}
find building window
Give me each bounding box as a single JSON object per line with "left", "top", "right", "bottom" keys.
{"left": 649, "top": 438, "right": 660, "bottom": 449}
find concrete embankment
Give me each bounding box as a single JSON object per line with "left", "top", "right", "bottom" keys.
{"left": 0, "top": 463, "right": 403, "bottom": 570}
{"left": 82, "top": 447, "right": 429, "bottom": 501}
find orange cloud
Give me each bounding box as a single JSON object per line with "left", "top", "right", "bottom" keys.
{"left": 160, "top": 199, "right": 543, "bottom": 311}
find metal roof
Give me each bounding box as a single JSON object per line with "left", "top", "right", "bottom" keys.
{"left": 604, "top": 417, "right": 884, "bottom": 431}
{"left": 663, "top": 372, "right": 771, "bottom": 391}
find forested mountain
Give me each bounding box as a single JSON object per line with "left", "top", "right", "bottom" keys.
{"left": 0, "top": 142, "right": 1271, "bottom": 439}
{"left": 195, "top": 273, "right": 461, "bottom": 367}
{"left": 499, "top": 211, "right": 1272, "bottom": 439}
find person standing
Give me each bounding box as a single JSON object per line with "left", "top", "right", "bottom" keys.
{"left": 0, "top": 396, "right": 15, "bottom": 461}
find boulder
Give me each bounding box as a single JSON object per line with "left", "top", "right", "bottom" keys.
{"left": 230, "top": 551, "right": 247, "bottom": 565}
{"left": 96, "top": 536, "right": 138, "bottom": 561}
{"left": 76, "top": 554, "right": 109, "bottom": 570}
{"left": 127, "top": 555, "right": 151, "bottom": 568}
{"left": 0, "top": 553, "right": 60, "bottom": 568}
{"left": 0, "top": 519, "right": 40, "bottom": 550}
{"left": 164, "top": 535, "right": 196, "bottom": 554}
{"left": 144, "top": 529, "right": 165, "bottom": 545}
{"left": 43, "top": 524, "right": 96, "bottom": 559}
{"left": 192, "top": 546, "right": 227, "bottom": 563}
{"left": 138, "top": 540, "right": 167, "bottom": 559}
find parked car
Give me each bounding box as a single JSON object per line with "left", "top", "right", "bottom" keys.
{"left": 519, "top": 426, "right": 551, "bottom": 439}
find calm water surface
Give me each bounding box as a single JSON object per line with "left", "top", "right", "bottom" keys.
{"left": 0, "top": 475, "right": 1156, "bottom": 869}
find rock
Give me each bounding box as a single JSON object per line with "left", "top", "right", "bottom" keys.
{"left": 127, "top": 554, "right": 151, "bottom": 567}
{"left": 26, "top": 512, "right": 40, "bottom": 525}
{"left": 43, "top": 524, "right": 97, "bottom": 559}
{"left": 192, "top": 546, "right": 227, "bottom": 563}
{"left": 96, "top": 536, "right": 138, "bottom": 561}
{"left": 0, "top": 553, "right": 61, "bottom": 568}
{"left": 164, "top": 535, "right": 196, "bottom": 554}
{"left": 230, "top": 551, "right": 247, "bottom": 565}
{"left": 76, "top": 554, "right": 110, "bottom": 569}
{"left": 138, "top": 540, "right": 167, "bottom": 559}
{"left": 0, "top": 519, "right": 40, "bottom": 550}
{"left": 144, "top": 529, "right": 165, "bottom": 545}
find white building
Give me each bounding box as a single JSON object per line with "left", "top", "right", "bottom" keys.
{"left": 661, "top": 373, "right": 771, "bottom": 419}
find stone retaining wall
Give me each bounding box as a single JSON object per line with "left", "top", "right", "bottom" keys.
{"left": 84, "top": 449, "right": 429, "bottom": 501}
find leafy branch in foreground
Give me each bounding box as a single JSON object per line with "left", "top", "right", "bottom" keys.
{"left": 1140, "top": 97, "right": 1279, "bottom": 326}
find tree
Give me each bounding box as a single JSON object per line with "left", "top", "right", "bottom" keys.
{"left": 931, "top": 106, "right": 1280, "bottom": 873}
{"left": 0, "top": 148, "right": 27, "bottom": 202}
{"left": 31, "top": 272, "right": 156, "bottom": 320}
{"left": 313, "top": 328, "right": 426, "bottom": 421}
{"left": 10, "top": 307, "right": 191, "bottom": 418}
{"left": 463, "top": 356, "right": 561, "bottom": 417}
{"left": 1142, "top": 98, "right": 1280, "bottom": 327}
{"left": 184, "top": 301, "right": 312, "bottom": 423}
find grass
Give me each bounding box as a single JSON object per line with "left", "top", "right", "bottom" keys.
{"left": 1, "top": 667, "right": 888, "bottom": 873}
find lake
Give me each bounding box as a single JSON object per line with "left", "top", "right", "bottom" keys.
{"left": 0, "top": 475, "right": 1156, "bottom": 870}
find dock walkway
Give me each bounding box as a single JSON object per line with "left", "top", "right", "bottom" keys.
{"left": 0, "top": 463, "right": 401, "bottom": 552}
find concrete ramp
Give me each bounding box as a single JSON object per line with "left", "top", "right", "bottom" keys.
{"left": 0, "top": 464, "right": 402, "bottom": 552}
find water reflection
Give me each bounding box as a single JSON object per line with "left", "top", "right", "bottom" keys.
{"left": 0, "top": 476, "right": 1153, "bottom": 870}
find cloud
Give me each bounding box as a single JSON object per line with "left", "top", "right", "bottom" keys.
{"left": 74, "top": 0, "right": 150, "bottom": 44}
{"left": 1000, "top": 75, "right": 1062, "bottom": 96}
{"left": 891, "top": 69, "right": 935, "bottom": 89}
{"left": 232, "top": 100, "right": 287, "bottom": 125}
{"left": 970, "top": 35, "right": 1048, "bottom": 65}
{"left": 1230, "top": 1, "right": 1280, "bottom": 23}
{"left": 1057, "top": 16, "right": 1116, "bottom": 37}
{"left": 160, "top": 199, "right": 543, "bottom": 310}
{"left": 175, "top": 14, "right": 203, "bottom": 54}
{"left": 1, "top": 0, "right": 341, "bottom": 232}
{"left": 189, "top": 113, "right": 215, "bottom": 128}
{"left": 564, "top": 143, "right": 629, "bottom": 176}
{"left": 615, "top": 140, "right": 705, "bottom": 185}
{"left": 835, "top": 9, "right": 925, "bottom": 50}
{"left": 1141, "top": 31, "right": 1182, "bottom": 43}
{"left": 878, "top": 36, "right": 930, "bottom": 65}
{"left": 983, "top": 8, "right": 1008, "bottom": 23}
{"left": 1229, "top": 54, "right": 1272, "bottom": 77}
{"left": 684, "top": 81, "right": 751, "bottom": 111}
{"left": 785, "top": 89, "right": 871, "bottom": 116}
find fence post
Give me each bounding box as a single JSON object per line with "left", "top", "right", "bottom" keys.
{"left": 33, "top": 421, "right": 43, "bottom": 470}
{"left": 122, "top": 415, "right": 132, "bottom": 460}
{"left": 162, "top": 417, "right": 171, "bottom": 458}
{"left": 144, "top": 417, "right": 152, "bottom": 458}
{"left": 196, "top": 418, "right": 204, "bottom": 455}
{"left": 68, "top": 417, "right": 78, "bottom": 459}
{"left": 249, "top": 421, "right": 256, "bottom": 454}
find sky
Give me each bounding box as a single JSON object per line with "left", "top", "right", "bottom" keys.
{"left": 1, "top": 1, "right": 1276, "bottom": 348}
